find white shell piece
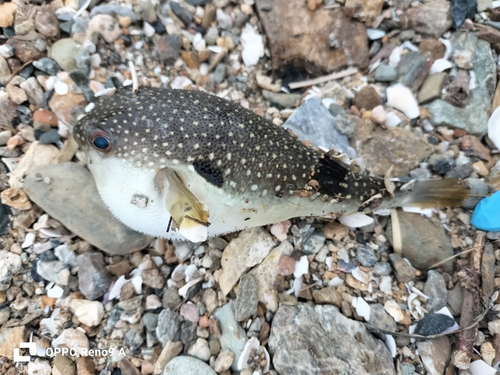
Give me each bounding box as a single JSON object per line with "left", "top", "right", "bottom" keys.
{"left": 354, "top": 296, "right": 371, "bottom": 321}
{"left": 237, "top": 337, "right": 260, "bottom": 370}
{"left": 339, "top": 213, "right": 374, "bottom": 228}
{"left": 386, "top": 85, "right": 420, "bottom": 119}
{"left": 470, "top": 360, "right": 496, "bottom": 375}
{"left": 488, "top": 106, "right": 500, "bottom": 151}
{"left": 429, "top": 58, "right": 453, "bottom": 74}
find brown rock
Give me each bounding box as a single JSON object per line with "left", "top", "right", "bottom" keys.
{"left": 118, "top": 358, "right": 140, "bottom": 375}
{"left": 461, "top": 135, "right": 491, "bottom": 162}
{"left": 399, "top": 0, "right": 452, "bottom": 38}
{"left": 33, "top": 108, "right": 59, "bottom": 127}
{"left": 0, "top": 56, "right": 12, "bottom": 85}
{"left": 312, "top": 287, "right": 342, "bottom": 307}
{"left": 108, "top": 260, "right": 133, "bottom": 276}
{"left": 35, "top": 9, "right": 60, "bottom": 39}
{"left": 477, "top": 25, "right": 500, "bottom": 51}
{"left": 202, "top": 3, "right": 215, "bottom": 30}
{"left": 344, "top": 0, "right": 384, "bottom": 23}
{"left": 256, "top": 0, "right": 368, "bottom": 74}
{"left": 419, "top": 39, "right": 446, "bottom": 61}
{"left": 181, "top": 50, "right": 200, "bottom": 69}
{"left": 153, "top": 341, "right": 183, "bottom": 375}
{"left": 277, "top": 255, "right": 295, "bottom": 276}
{"left": 0, "top": 326, "right": 25, "bottom": 359}
{"left": 6, "top": 83, "right": 27, "bottom": 104}
{"left": 53, "top": 354, "right": 76, "bottom": 375}
{"left": 308, "top": 0, "right": 323, "bottom": 11}
{"left": 76, "top": 357, "right": 95, "bottom": 375}
{"left": 1, "top": 188, "right": 32, "bottom": 210}
{"left": 387, "top": 212, "right": 454, "bottom": 272}
{"left": 323, "top": 222, "right": 349, "bottom": 241}
{"left": 353, "top": 119, "right": 433, "bottom": 175}
{"left": 417, "top": 72, "right": 447, "bottom": 104}
{"left": 353, "top": 86, "right": 382, "bottom": 111}
{"left": 142, "top": 269, "right": 165, "bottom": 289}
{"left": 0, "top": 2, "right": 17, "bottom": 28}
{"left": 6, "top": 38, "right": 44, "bottom": 63}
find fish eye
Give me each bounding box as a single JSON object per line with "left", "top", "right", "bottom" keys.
{"left": 90, "top": 131, "right": 112, "bottom": 152}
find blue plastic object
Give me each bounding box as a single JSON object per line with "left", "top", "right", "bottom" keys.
{"left": 471, "top": 190, "right": 500, "bottom": 231}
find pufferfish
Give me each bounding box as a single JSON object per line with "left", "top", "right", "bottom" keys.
{"left": 73, "top": 87, "right": 469, "bottom": 242}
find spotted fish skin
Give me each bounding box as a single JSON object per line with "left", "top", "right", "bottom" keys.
{"left": 73, "top": 88, "right": 468, "bottom": 241}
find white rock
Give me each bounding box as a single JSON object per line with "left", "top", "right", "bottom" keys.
{"left": 22, "top": 232, "right": 36, "bottom": 248}
{"left": 386, "top": 85, "right": 420, "bottom": 119}
{"left": 339, "top": 213, "right": 374, "bottom": 228}
{"left": 240, "top": 23, "right": 264, "bottom": 67}
{"left": 52, "top": 328, "right": 89, "bottom": 356}
{"left": 71, "top": 299, "right": 104, "bottom": 326}
{"left": 54, "top": 80, "right": 69, "bottom": 95}
{"left": 27, "top": 359, "right": 51, "bottom": 375}
{"left": 237, "top": 337, "right": 260, "bottom": 370}
{"left": 143, "top": 22, "right": 155, "bottom": 37}
{"left": 170, "top": 76, "right": 193, "bottom": 90}
{"left": 353, "top": 296, "right": 371, "bottom": 321}
{"left": 379, "top": 276, "right": 392, "bottom": 294}
{"left": 366, "top": 28, "right": 386, "bottom": 40}
{"left": 371, "top": 105, "right": 386, "bottom": 125}
{"left": 293, "top": 255, "right": 309, "bottom": 277}
{"left": 328, "top": 277, "right": 344, "bottom": 287}
{"left": 47, "top": 285, "right": 64, "bottom": 298}
{"left": 214, "top": 350, "right": 234, "bottom": 373}
{"left": 470, "top": 360, "right": 496, "bottom": 375}
{"left": 270, "top": 220, "right": 291, "bottom": 241}
{"left": 187, "top": 338, "right": 211, "bottom": 361}
{"left": 384, "top": 300, "right": 405, "bottom": 322}
{"left": 185, "top": 264, "right": 199, "bottom": 282}
{"left": 429, "top": 58, "right": 453, "bottom": 74}
{"left": 488, "top": 106, "right": 500, "bottom": 151}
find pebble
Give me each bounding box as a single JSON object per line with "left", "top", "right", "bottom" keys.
{"left": 180, "top": 303, "right": 199, "bottom": 323}
{"left": 269, "top": 304, "right": 395, "bottom": 375}
{"left": 0, "top": 251, "right": 21, "bottom": 292}
{"left": 52, "top": 354, "right": 76, "bottom": 375}
{"left": 366, "top": 28, "right": 386, "bottom": 40}
{"left": 462, "top": 178, "right": 489, "bottom": 210}
{"left": 373, "top": 262, "right": 392, "bottom": 276}
{"left": 156, "top": 309, "right": 181, "bottom": 346}
{"left": 390, "top": 255, "right": 415, "bottom": 283}
{"left": 23, "top": 163, "right": 151, "bottom": 254}
{"left": 262, "top": 90, "right": 301, "bottom": 109}
{"left": 213, "top": 302, "right": 248, "bottom": 371}
{"left": 28, "top": 359, "right": 52, "bottom": 375}
{"left": 37, "top": 260, "right": 70, "bottom": 285}
{"left": 240, "top": 24, "right": 264, "bottom": 66}
{"left": 386, "top": 211, "right": 454, "bottom": 272}
{"left": 49, "top": 39, "right": 80, "bottom": 71}
{"left": 284, "top": 98, "right": 357, "bottom": 158}
{"left": 416, "top": 336, "right": 451, "bottom": 375}
{"left": 71, "top": 299, "right": 105, "bottom": 326}
{"left": 219, "top": 227, "right": 275, "bottom": 296}
{"left": 370, "top": 303, "right": 397, "bottom": 331}
{"left": 157, "top": 34, "right": 183, "bottom": 65}
{"left": 162, "top": 356, "right": 216, "bottom": 375}
{"left": 302, "top": 232, "right": 325, "bottom": 255}
{"left": 312, "top": 287, "right": 342, "bottom": 307}
{"left": 187, "top": 338, "right": 211, "bottom": 361}
{"left": 7, "top": 38, "right": 44, "bottom": 63}
{"left": 39, "top": 129, "right": 61, "bottom": 145}
{"left": 77, "top": 252, "right": 112, "bottom": 300}
{"left": 423, "top": 270, "right": 447, "bottom": 312}
{"left": 386, "top": 85, "right": 420, "bottom": 119}
{"left": 371, "top": 105, "right": 386, "bottom": 125}
{"left": 234, "top": 274, "right": 258, "bottom": 321}
{"left": 88, "top": 14, "right": 122, "bottom": 43}
{"left": 353, "top": 85, "right": 382, "bottom": 111}
{"left": 384, "top": 300, "right": 406, "bottom": 323}
{"left": 214, "top": 350, "right": 234, "bottom": 373}
{"left": 417, "top": 72, "right": 447, "bottom": 104}
{"left": 0, "top": 2, "right": 17, "bottom": 28}
{"left": 356, "top": 244, "right": 378, "bottom": 267}
{"left": 414, "top": 313, "right": 456, "bottom": 336}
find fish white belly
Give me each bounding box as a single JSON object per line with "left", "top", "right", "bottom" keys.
{"left": 86, "top": 153, "right": 335, "bottom": 241}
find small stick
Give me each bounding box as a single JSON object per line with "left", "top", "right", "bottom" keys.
{"left": 452, "top": 231, "right": 485, "bottom": 369}
{"left": 288, "top": 68, "right": 358, "bottom": 89}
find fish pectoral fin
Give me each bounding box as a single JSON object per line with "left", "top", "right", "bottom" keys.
{"left": 157, "top": 168, "right": 209, "bottom": 242}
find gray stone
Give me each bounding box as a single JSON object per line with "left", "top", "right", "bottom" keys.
{"left": 397, "top": 51, "right": 429, "bottom": 90}
{"left": 328, "top": 103, "right": 347, "bottom": 117}
{"left": 262, "top": 90, "right": 302, "bottom": 109}
{"left": 369, "top": 303, "right": 397, "bottom": 331}
{"left": 0, "top": 251, "right": 22, "bottom": 291}
{"left": 90, "top": 5, "right": 138, "bottom": 21}
{"left": 234, "top": 274, "right": 258, "bottom": 321}
{"left": 156, "top": 34, "right": 182, "bottom": 65}
{"left": 33, "top": 58, "right": 61, "bottom": 75}
{"left": 124, "top": 328, "right": 144, "bottom": 350}
{"left": 213, "top": 302, "right": 248, "bottom": 371}
{"left": 425, "top": 32, "right": 496, "bottom": 136}
{"left": 49, "top": 38, "right": 81, "bottom": 71}
{"left": 283, "top": 97, "right": 357, "bottom": 158}
{"left": 356, "top": 244, "right": 378, "bottom": 267}
{"left": 446, "top": 282, "right": 463, "bottom": 316}
{"left": 302, "top": 232, "right": 326, "bottom": 255}
{"left": 462, "top": 178, "right": 489, "bottom": 209}
{"left": 36, "top": 260, "right": 69, "bottom": 286}
{"left": 204, "top": 26, "right": 219, "bottom": 45}
{"left": 416, "top": 336, "right": 451, "bottom": 375}
{"left": 386, "top": 211, "right": 454, "bottom": 272}
{"left": 374, "top": 64, "right": 397, "bottom": 82}
{"left": 269, "top": 303, "right": 396, "bottom": 375}
{"left": 212, "top": 63, "right": 226, "bottom": 84}
{"left": 77, "top": 252, "right": 112, "bottom": 300}
{"left": 170, "top": 2, "right": 192, "bottom": 26}
{"left": 143, "top": 313, "right": 159, "bottom": 331}
{"left": 39, "top": 129, "right": 61, "bottom": 145}
{"left": 23, "top": 163, "right": 152, "bottom": 255}
{"left": 423, "top": 270, "right": 447, "bottom": 312}
{"left": 162, "top": 356, "right": 216, "bottom": 375}
{"left": 156, "top": 309, "right": 181, "bottom": 345}
{"left": 163, "top": 287, "right": 182, "bottom": 309}
{"left": 373, "top": 262, "right": 392, "bottom": 276}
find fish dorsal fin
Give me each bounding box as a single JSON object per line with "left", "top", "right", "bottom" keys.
{"left": 154, "top": 168, "right": 209, "bottom": 242}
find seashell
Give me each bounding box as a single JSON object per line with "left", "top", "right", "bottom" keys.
{"left": 429, "top": 58, "right": 453, "bottom": 74}
{"left": 386, "top": 85, "right": 420, "bottom": 119}
{"left": 339, "top": 213, "right": 374, "bottom": 228}
{"left": 488, "top": 106, "right": 500, "bottom": 151}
